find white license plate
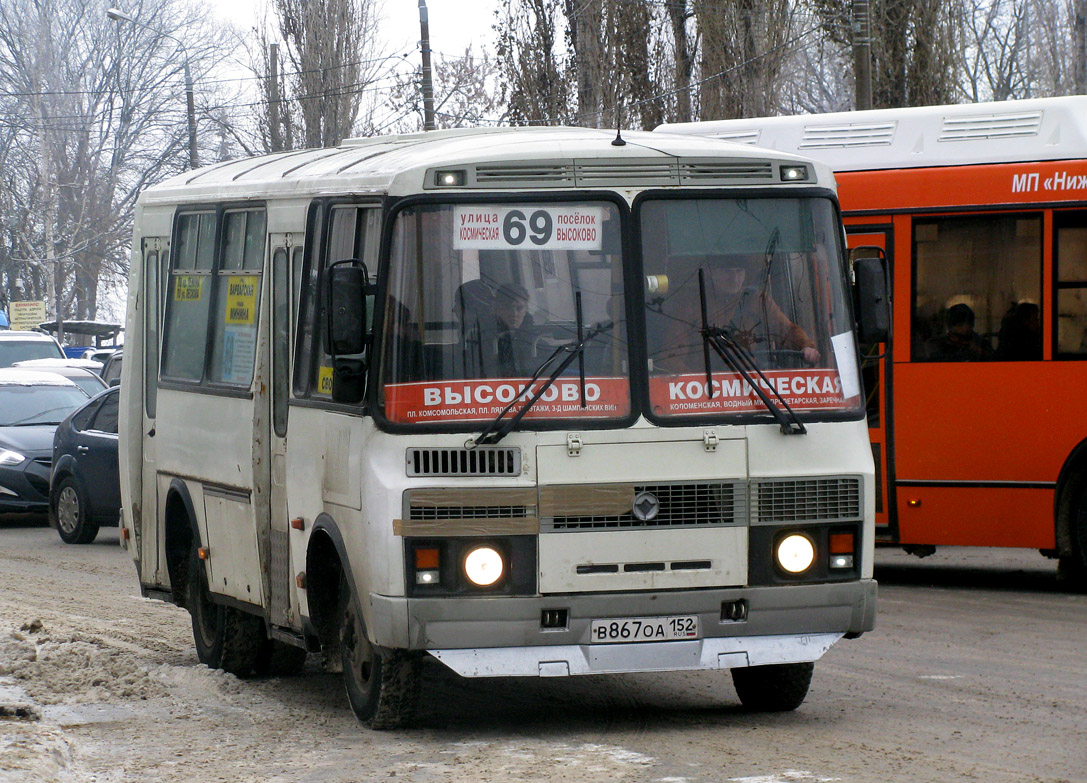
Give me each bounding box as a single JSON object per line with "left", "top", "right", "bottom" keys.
{"left": 590, "top": 615, "right": 700, "bottom": 644}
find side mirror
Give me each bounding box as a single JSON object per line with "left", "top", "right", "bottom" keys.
{"left": 326, "top": 260, "right": 368, "bottom": 356}
{"left": 851, "top": 248, "right": 890, "bottom": 345}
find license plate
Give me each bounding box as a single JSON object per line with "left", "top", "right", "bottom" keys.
{"left": 590, "top": 615, "right": 700, "bottom": 644}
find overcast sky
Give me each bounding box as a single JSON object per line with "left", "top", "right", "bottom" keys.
{"left": 207, "top": 0, "right": 499, "bottom": 59}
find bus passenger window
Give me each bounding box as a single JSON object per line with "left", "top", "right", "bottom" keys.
{"left": 912, "top": 215, "right": 1041, "bottom": 362}
{"left": 1056, "top": 220, "right": 1087, "bottom": 357}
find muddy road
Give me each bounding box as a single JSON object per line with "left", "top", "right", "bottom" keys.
{"left": 1, "top": 520, "right": 1084, "bottom": 783}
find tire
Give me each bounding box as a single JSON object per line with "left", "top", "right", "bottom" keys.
{"left": 1059, "top": 487, "right": 1087, "bottom": 589}
{"left": 339, "top": 574, "right": 420, "bottom": 729}
{"left": 731, "top": 662, "right": 814, "bottom": 712}
{"left": 187, "top": 550, "right": 264, "bottom": 677}
{"left": 54, "top": 477, "right": 99, "bottom": 545}
{"left": 253, "top": 638, "right": 308, "bottom": 677}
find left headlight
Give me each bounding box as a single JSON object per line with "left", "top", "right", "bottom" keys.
{"left": 0, "top": 449, "right": 26, "bottom": 467}
{"left": 776, "top": 533, "right": 816, "bottom": 574}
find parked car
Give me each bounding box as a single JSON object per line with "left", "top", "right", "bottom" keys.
{"left": 0, "top": 330, "right": 66, "bottom": 367}
{"left": 100, "top": 349, "right": 122, "bottom": 386}
{"left": 13, "top": 359, "right": 106, "bottom": 397}
{"left": 0, "top": 369, "right": 91, "bottom": 515}
{"left": 49, "top": 386, "right": 120, "bottom": 544}
{"left": 80, "top": 347, "right": 117, "bottom": 364}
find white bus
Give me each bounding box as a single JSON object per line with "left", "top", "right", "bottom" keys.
{"left": 118, "top": 126, "right": 884, "bottom": 728}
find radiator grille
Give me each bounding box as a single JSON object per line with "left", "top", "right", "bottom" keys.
{"left": 679, "top": 160, "right": 774, "bottom": 182}
{"left": 474, "top": 163, "right": 575, "bottom": 187}
{"left": 406, "top": 447, "right": 521, "bottom": 477}
{"left": 409, "top": 504, "right": 533, "bottom": 521}
{"left": 939, "top": 110, "right": 1042, "bottom": 141}
{"left": 800, "top": 121, "right": 896, "bottom": 148}
{"left": 753, "top": 477, "right": 861, "bottom": 523}
{"left": 546, "top": 482, "right": 744, "bottom": 531}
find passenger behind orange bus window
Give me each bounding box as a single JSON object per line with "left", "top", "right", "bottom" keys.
{"left": 925, "top": 303, "right": 994, "bottom": 362}
{"left": 653, "top": 254, "right": 820, "bottom": 374}
{"left": 996, "top": 301, "right": 1041, "bottom": 361}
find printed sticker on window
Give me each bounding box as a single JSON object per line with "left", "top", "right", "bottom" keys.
{"left": 225, "top": 275, "right": 259, "bottom": 325}
{"left": 318, "top": 365, "right": 335, "bottom": 395}
{"left": 174, "top": 275, "right": 204, "bottom": 301}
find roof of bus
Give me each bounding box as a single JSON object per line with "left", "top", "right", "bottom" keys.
{"left": 137, "top": 125, "right": 833, "bottom": 205}
{"left": 655, "top": 96, "right": 1087, "bottom": 172}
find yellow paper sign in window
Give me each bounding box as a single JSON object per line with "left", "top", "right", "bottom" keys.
{"left": 175, "top": 275, "right": 204, "bottom": 301}
{"left": 225, "top": 275, "right": 259, "bottom": 325}
{"left": 318, "top": 365, "right": 335, "bottom": 395}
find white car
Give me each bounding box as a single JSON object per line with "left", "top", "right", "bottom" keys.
{"left": 0, "top": 331, "right": 66, "bottom": 368}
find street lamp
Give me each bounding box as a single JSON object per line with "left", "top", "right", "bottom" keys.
{"left": 106, "top": 7, "right": 199, "bottom": 169}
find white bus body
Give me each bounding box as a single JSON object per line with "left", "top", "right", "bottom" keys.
{"left": 119, "top": 126, "right": 878, "bottom": 727}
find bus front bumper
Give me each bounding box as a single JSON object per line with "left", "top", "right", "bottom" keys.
{"left": 369, "top": 579, "right": 876, "bottom": 677}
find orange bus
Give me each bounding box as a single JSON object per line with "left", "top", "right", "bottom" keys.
{"left": 659, "top": 97, "right": 1087, "bottom": 581}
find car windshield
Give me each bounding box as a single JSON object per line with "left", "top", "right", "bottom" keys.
{"left": 0, "top": 385, "right": 89, "bottom": 425}
{"left": 377, "top": 202, "right": 630, "bottom": 426}
{"left": 0, "top": 340, "right": 64, "bottom": 367}
{"left": 641, "top": 196, "right": 864, "bottom": 420}
{"left": 68, "top": 374, "right": 106, "bottom": 397}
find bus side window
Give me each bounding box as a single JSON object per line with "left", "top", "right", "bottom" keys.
{"left": 1056, "top": 216, "right": 1087, "bottom": 357}
{"left": 911, "top": 215, "right": 1042, "bottom": 363}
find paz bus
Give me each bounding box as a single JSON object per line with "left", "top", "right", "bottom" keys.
{"left": 118, "top": 125, "right": 885, "bottom": 728}
{"left": 659, "top": 96, "right": 1087, "bottom": 582}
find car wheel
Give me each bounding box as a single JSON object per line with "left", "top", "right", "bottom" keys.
{"left": 731, "top": 662, "right": 814, "bottom": 712}
{"left": 188, "top": 548, "right": 264, "bottom": 677}
{"left": 55, "top": 477, "right": 99, "bottom": 545}
{"left": 339, "top": 574, "right": 419, "bottom": 729}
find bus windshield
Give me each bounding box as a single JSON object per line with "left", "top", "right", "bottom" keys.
{"left": 641, "top": 196, "right": 864, "bottom": 421}
{"left": 378, "top": 201, "right": 630, "bottom": 426}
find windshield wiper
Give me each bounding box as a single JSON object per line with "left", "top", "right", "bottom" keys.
{"left": 468, "top": 318, "right": 613, "bottom": 448}
{"left": 697, "top": 269, "right": 806, "bottom": 436}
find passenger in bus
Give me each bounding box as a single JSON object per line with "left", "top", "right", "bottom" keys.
{"left": 451, "top": 279, "right": 495, "bottom": 378}
{"left": 653, "top": 254, "right": 820, "bottom": 373}
{"left": 924, "top": 303, "right": 994, "bottom": 362}
{"left": 493, "top": 283, "right": 535, "bottom": 377}
{"left": 996, "top": 301, "right": 1041, "bottom": 361}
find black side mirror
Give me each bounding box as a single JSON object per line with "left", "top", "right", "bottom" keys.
{"left": 327, "top": 260, "right": 368, "bottom": 355}
{"left": 851, "top": 248, "right": 890, "bottom": 345}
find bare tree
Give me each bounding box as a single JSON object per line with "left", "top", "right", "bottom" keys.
{"left": 386, "top": 47, "right": 504, "bottom": 132}
{"left": 267, "top": 0, "right": 384, "bottom": 148}
{"left": 495, "top": 0, "right": 573, "bottom": 125}
{"left": 810, "top": 0, "right": 961, "bottom": 109}
{"left": 0, "top": 0, "right": 233, "bottom": 324}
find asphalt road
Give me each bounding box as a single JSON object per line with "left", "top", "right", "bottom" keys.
{"left": 1, "top": 517, "right": 1084, "bottom": 783}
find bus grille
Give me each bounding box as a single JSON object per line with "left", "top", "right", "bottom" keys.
{"left": 409, "top": 504, "right": 533, "bottom": 521}
{"left": 752, "top": 477, "right": 862, "bottom": 523}
{"left": 406, "top": 447, "right": 521, "bottom": 477}
{"left": 545, "top": 482, "right": 745, "bottom": 531}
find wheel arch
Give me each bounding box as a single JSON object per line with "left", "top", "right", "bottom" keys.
{"left": 163, "top": 478, "right": 201, "bottom": 607}
{"left": 306, "top": 514, "right": 352, "bottom": 658}
{"left": 1053, "top": 437, "right": 1087, "bottom": 558}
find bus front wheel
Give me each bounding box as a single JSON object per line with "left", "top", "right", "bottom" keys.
{"left": 338, "top": 575, "right": 419, "bottom": 729}
{"left": 188, "top": 550, "right": 264, "bottom": 677}
{"left": 1060, "top": 487, "right": 1087, "bottom": 587}
{"left": 731, "top": 662, "right": 814, "bottom": 712}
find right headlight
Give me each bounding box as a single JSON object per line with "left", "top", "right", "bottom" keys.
{"left": 0, "top": 449, "right": 26, "bottom": 467}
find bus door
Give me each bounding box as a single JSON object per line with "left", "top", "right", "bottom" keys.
{"left": 845, "top": 227, "right": 894, "bottom": 541}
{"left": 267, "top": 235, "right": 301, "bottom": 629}
{"left": 141, "top": 235, "right": 169, "bottom": 581}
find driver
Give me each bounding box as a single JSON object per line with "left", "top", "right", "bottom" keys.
{"left": 654, "top": 253, "right": 820, "bottom": 373}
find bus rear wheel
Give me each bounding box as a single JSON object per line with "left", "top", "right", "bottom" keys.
{"left": 1060, "top": 486, "right": 1087, "bottom": 588}
{"left": 731, "top": 662, "right": 814, "bottom": 712}
{"left": 338, "top": 575, "right": 419, "bottom": 729}
{"left": 188, "top": 550, "right": 264, "bottom": 677}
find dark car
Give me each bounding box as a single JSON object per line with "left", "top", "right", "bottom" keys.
{"left": 100, "top": 349, "right": 122, "bottom": 386}
{"left": 49, "top": 386, "right": 120, "bottom": 544}
{"left": 0, "top": 369, "right": 91, "bottom": 515}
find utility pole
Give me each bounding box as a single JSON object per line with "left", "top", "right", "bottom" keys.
{"left": 269, "top": 42, "right": 283, "bottom": 152}
{"left": 418, "top": 0, "right": 436, "bottom": 131}
{"left": 852, "top": 0, "right": 873, "bottom": 111}
{"left": 1076, "top": 0, "right": 1087, "bottom": 95}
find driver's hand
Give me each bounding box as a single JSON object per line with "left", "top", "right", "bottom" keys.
{"left": 802, "top": 346, "right": 821, "bottom": 365}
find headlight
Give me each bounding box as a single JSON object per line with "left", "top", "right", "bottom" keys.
{"left": 463, "top": 546, "right": 504, "bottom": 587}
{"left": 0, "top": 449, "right": 26, "bottom": 467}
{"left": 776, "top": 533, "right": 816, "bottom": 574}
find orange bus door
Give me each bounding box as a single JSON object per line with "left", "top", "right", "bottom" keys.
{"left": 846, "top": 228, "right": 895, "bottom": 542}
